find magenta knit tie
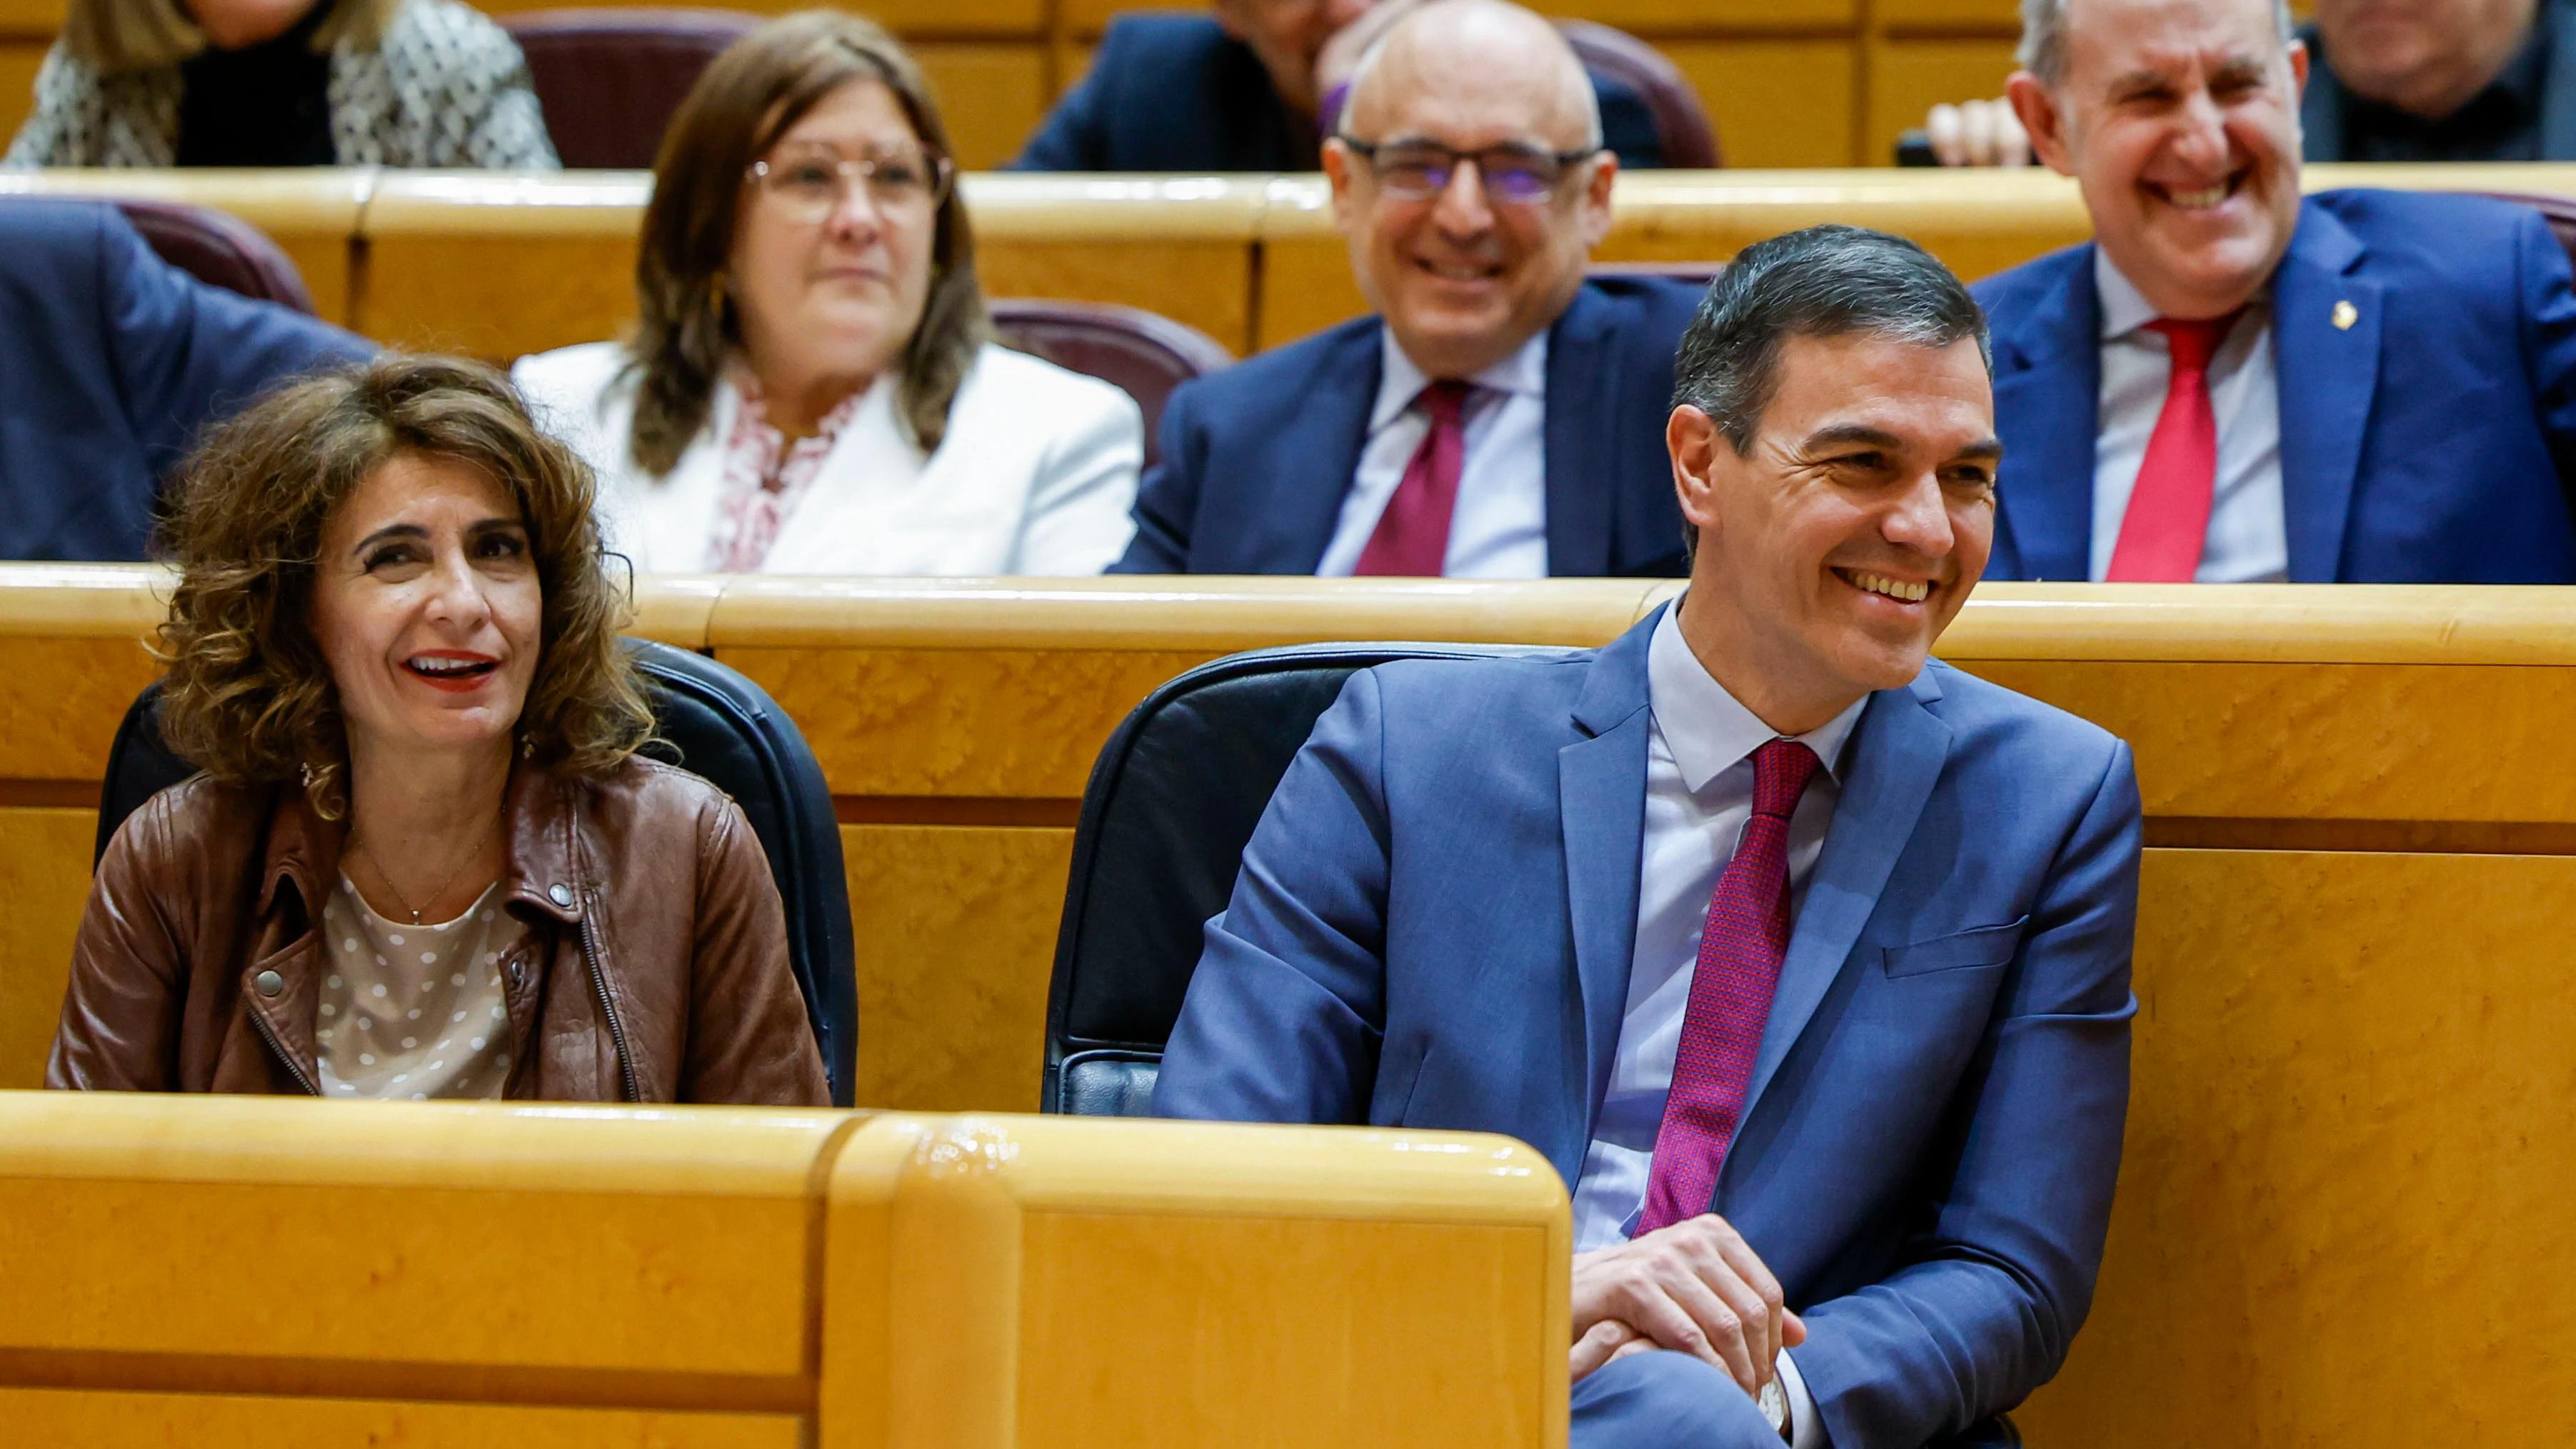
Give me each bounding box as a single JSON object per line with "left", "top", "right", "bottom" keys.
{"left": 1353, "top": 380, "right": 1473, "bottom": 576}
{"left": 1635, "top": 737, "right": 1822, "bottom": 1237}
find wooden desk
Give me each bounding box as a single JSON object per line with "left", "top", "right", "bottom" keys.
{"left": 20, "top": 163, "right": 2576, "bottom": 356}
{"left": 0, "top": 1091, "right": 1565, "bottom": 1448}
{"left": 6, "top": 571, "right": 2576, "bottom": 1443}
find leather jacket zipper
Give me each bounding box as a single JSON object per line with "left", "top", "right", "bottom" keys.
{"left": 578, "top": 906, "right": 641, "bottom": 1103}
{"left": 249, "top": 1001, "right": 319, "bottom": 1095}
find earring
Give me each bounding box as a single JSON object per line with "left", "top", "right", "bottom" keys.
{"left": 521, "top": 736, "right": 536, "bottom": 759}
{"left": 706, "top": 272, "right": 728, "bottom": 322}
{"left": 299, "top": 761, "right": 318, "bottom": 789}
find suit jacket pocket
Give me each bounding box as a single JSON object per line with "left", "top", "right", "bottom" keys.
{"left": 1881, "top": 916, "right": 2030, "bottom": 979}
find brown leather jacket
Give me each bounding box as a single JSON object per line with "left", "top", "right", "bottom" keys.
{"left": 50, "top": 756, "right": 830, "bottom": 1105}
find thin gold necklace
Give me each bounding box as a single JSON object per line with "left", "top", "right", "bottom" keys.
{"left": 351, "top": 823, "right": 496, "bottom": 926}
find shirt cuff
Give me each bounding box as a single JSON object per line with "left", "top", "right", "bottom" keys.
{"left": 1778, "top": 1348, "right": 1825, "bottom": 1448}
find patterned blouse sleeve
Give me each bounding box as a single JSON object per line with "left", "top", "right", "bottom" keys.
{"left": 4, "top": 45, "right": 101, "bottom": 167}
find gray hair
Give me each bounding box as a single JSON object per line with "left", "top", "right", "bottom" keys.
{"left": 1674, "top": 225, "right": 1990, "bottom": 459}
{"left": 2019, "top": 0, "right": 2295, "bottom": 84}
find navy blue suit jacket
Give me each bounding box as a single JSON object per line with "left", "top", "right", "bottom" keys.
{"left": 1973, "top": 190, "right": 2576, "bottom": 583}
{"left": 1156, "top": 606, "right": 2140, "bottom": 1445}
{"left": 1111, "top": 276, "right": 1702, "bottom": 576}
{"left": 1011, "top": 11, "right": 1668, "bottom": 171}
{"left": 0, "top": 200, "right": 372, "bottom": 561}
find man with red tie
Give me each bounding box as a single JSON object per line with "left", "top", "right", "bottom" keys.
{"left": 1156, "top": 224, "right": 2141, "bottom": 1449}
{"left": 1974, "top": 0, "right": 2576, "bottom": 583}
{"left": 1108, "top": 0, "right": 1701, "bottom": 578}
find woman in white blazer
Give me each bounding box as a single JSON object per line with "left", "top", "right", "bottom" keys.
{"left": 513, "top": 11, "right": 1139, "bottom": 576}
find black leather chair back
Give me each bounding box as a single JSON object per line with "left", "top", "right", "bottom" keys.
{"left": 1043, "top": 642, "right": 1563, "bottom": 1115}
{"left": 94, "top": 639, "right": 858, "bottom": 1105}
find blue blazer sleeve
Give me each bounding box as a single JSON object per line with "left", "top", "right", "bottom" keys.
{"left": 97, "top": 209, "right": 374, "bottom": 481}
{"left": 1110, "top": 374, "right": 1209, "bottom": 573}
{"left": 1799, "top": 738, "right": 2142, "bottom": 1447}
{"left": 1153, "top": 668, "right": 1393, "bottom": 1123}
{"left": 1009, "top": 45, "right": 1110, "bottom": 170}
{"left": 2513, "top": 206, "right": 2576, "bottom": 494}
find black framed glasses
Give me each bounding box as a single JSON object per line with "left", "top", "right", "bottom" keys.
{"left": 1335, "top": 136, "right": 1602, "bottom": 206}
{"left": 744, "top": 141, "right": 954, "bottom": 223}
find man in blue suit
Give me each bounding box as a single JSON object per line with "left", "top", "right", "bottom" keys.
{"left": 1976, "top": 0, "right": 2576, "bottom": 583}
{"left": 1111, "top": 0, "right": 1700, "bottom": 577}
{"left": 1158, "top": 224, "right": 2140, "bottom": 1448}
{"left": 1011, "top": 4, "right": 1668, "bottom": 172}
{"left": 1, "top": 199, "right": 372, "bottom": 561}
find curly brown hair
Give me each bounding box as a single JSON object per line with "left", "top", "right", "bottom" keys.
{"left": 155, "top": 354, "right": 656, "bottom": 816}
{"left": 625, "top": 9, "right": 988, "bottom": 475}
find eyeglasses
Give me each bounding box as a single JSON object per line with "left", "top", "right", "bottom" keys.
{"left": 1335, "top": 137, "right": 1601, "bottom": 206}
{"left": 744, "top": 143, "right": 954, "bottom": 223}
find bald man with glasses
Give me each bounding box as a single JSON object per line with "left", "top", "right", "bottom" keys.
{"left": 1111, "top": 0, "right": 1700, "bottom": 578}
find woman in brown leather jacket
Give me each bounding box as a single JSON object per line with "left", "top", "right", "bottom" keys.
{"left": 49, "top": 354, "right": 830, "bottom": 1105}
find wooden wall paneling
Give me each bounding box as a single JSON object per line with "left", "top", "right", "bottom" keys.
{"left": 0, "top": 1092, "right": 837, "bottom": 1392}
{"left": 2015, "top": 848, "right": 2576, "bottom": 1445}
{"left": 1871, "top": 0, "right": 2020, "bottom": 26}
{"left": 0, "top": 1390, "right": 803, "bottom": 1448}
{"left": 911, "top": 41, "right": 1048, "bottom": 171}
{"left": 0, "top": 39, "right": 46, "bottom": 155}
{"left": 1865, "top": 37, "right": 2022, "bottom": 165}
{"left": 1661, "top": 39, "right": 1858, "bottom": 171}
{"left": 354, "top": 170, "right": 646, "bottom": 357}
{"left": 0, "top": 809, "right": 88, "bottom": 1091}
{"left": 841, "top": 823, "right": 1073, "bottom": 1111}
{"left": 1547, "top": 0, "right": 1857, "bottom": 31}
{"left": 819, "top": 1113, "right": 1568, "bottom": 1449}
{"left": 966, "top": 174, "right": 1268, "bottom": 354}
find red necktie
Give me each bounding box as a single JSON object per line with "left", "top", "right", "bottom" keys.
{"left": 1353, "top": 380, "right": 1473, "bottom": 576}
{"left": 1635, "top": 738, "right": 1822, "bottom": 1238}
{"left": 2105, "top": 314, "right": 2239, "bottom": 582}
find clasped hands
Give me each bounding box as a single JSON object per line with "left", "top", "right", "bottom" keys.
{"left": 1570, "top": 1213, "right": 1804, "bottom": 1399}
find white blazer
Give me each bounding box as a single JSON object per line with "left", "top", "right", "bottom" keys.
{"left": 511, "top": 340, "right": 1142, "bottom": 576}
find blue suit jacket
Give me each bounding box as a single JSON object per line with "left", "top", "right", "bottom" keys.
{"left": 1156, "top": 606, "right": 2141, "bottom": 1445}
{"left": 1973, "top": 190, "right": 2576, "bottom": 583}
{"left": 1111, "top": 276, "right": 1702, "bottom": 576}
{"left": 0, "top": 200, "right": 372, "bottom": 561}
{"left": 1011, "top": 11, "right": 1669, "bottom": 171}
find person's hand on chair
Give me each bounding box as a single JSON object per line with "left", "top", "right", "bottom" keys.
{"left": 1925, "top": 97, "right": 2030, "bottom": 166}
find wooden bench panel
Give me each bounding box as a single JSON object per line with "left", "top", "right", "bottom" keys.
{"left": 0, "top": 1092, "right": 836, "bottom": 1389}
{"left": 819, "top": 1113, "right": 1567, "bottom": 1449}
{"left": 0, "top": 1389, "right": 804, "bottom": 1448}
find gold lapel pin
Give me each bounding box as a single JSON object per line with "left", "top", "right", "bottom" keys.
{"left": 2332, "top": 300, "right": 2359, "bottom": 331}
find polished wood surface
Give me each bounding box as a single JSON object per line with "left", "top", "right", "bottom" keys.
{"left": 0, "top": 1092, "right": 1564, "bottom": 1446}
{"left": 820, "top": 1112, "right": 1567, "bottom": 1449}
{"left": 17, "top": 162, "right": 2571, "bottom": 355}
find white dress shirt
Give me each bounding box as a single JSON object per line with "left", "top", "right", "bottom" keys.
{"left": 512, "top": 340, "right": 1142, "bottom": 576}
{"left": 1314, "top": 327, "right": 1550, "bottom": 578}
{"left": 2089, "top": 250, "right": 2288, "bottom": 582}
{"left": 1570, "top": 603, "right": 1865, "bottom": 1448}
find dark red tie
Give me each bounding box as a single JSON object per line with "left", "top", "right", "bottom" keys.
{"left": 1635, "top": 738, "right": 1822, "bottom": 1238}
{"left": 1354, "top": 381, "right": 1473, "bottom": 576}
{"left": 2105, "top": 314, "right": 2238, "bottom": 582}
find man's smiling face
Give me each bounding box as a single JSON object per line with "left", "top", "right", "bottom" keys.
{"left": 1673, "top": 331, "right": 2000, "bottom": 731}
{"left": 2017, "top": 0, "right": 2308, "bottom": 320}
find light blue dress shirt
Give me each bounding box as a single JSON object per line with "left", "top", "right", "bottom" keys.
{"left": 1569, "top": 602, "right": 1865, "bottom": 1446}
{"left": 2090, "top": 250, "right": 2289, "bottom": 582}
{"left": 1315, "top": 327, "right": 1551, "bottom": 578}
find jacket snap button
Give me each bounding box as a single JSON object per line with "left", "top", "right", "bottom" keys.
{"left": 548, "top": 883, "right": 573, "bottom": 907}
{"left": 254, "top": 970, "right": 284, "bottom": 998}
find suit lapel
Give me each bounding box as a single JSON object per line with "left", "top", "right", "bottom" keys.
{"left": 2272, "top": 200, "right": 2382, "bottom": 583}
{"left": 1263, "top": 324, "right": 1383, "bottom": 572}
{"left": 1558, "top": 607, "right": 1659, "bottom": 1140}
{"left": 1988, "top": 249, "right": 2103, "bottom": 582}
{"left": 1734, "top": 671, "right": 1952, "bottom": 1139}
{"left": 1543, "top": 284, "right": 1615, "bottom": 578}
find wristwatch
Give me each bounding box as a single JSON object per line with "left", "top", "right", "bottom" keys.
{"left": 1760, "top": 1376, "right": 1789, "bottom": 1440}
